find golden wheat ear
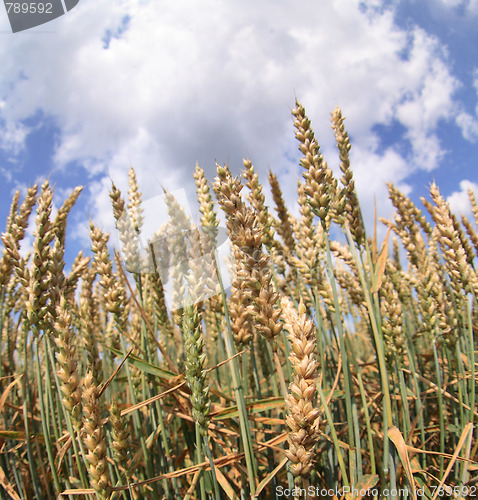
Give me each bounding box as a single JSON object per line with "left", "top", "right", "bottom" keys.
{"left": 82, "top": 371, "right": 111, "bottom": 500}
{"left": 282, "top": 298, "right": 320, "bottom": 481}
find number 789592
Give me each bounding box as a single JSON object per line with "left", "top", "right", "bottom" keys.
{"left": 5, "top": 3, "right": 53, "bottom": 14}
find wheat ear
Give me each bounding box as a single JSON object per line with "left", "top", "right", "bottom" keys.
{"left": 282, "top": 298, "right": 320, "bottom": 481}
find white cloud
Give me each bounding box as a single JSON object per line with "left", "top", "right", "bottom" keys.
{"left": 436, "top": 0, "right": 478, "bottom": 12}
{"left": 393, "top": 28, "right": 459, "bottom": 169}
{"left": 447, "top": 179, "right": 478, "bottom": 217}
{"left": 454, "top": 69, "right": 478, "bottom": 141}
{"left": 349, "top": 145, "right": 413, "bottom": 229}
{"left": 0, "top": 0, "right": 470, "bottom": 240}
{"left": 0, "top": 112, "right": 28, "bottom": 157}
{"left": 438, "top": 0, "right": 463, "bottom": 7}
{"left": 456, "top": 112, "right": 478, "bottom": 141}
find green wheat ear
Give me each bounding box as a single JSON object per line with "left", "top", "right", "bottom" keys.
{"left": 183, "top": 303, "right": 211, "bottom": 438}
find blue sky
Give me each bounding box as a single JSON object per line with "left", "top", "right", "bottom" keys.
{"left": 0, "top": 0, "right": 477, "bottom": 263}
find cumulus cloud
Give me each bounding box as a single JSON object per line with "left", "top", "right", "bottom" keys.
{"left": 0, "top": 100, "right": 28, "bottom": 159}
{"left": 446, "top": 179, "right": 478, "bottom": 217}
{"left": 438, "top": 0, "right": 478, "bottom": 13}
{"left": 455, "top": 69, "right": 478, "bottom": 141}
{"left": 456, "top": 112, "right": 478, "bottom": 142}
{"left": 0, "top": 0, "right": 472, "bottom": 244}
{"left": 438, "top": 0, "right": 464, "bottom": 7}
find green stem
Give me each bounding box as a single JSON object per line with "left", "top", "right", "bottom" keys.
{"left": 215, "top": 251, "right": 258, "bottom": 495}
{"left": 323, "top": 228, "right": 356, "bottom": 482}
{"left": 345, "top": 227, "right": 393, "bottom": 479}
{"left": 23, "top": 335, "right": 43, "bottom": 499}
{"left": 195, "top": 425, "right": 206, "bottom": 500}
{"left": 34, "top": 338, "right": 61, "bottom": 495}
{"left": 432, "top": 341, "right": 445, "bottom": 477}
{"left": 317, "top": 384, "right": 349, "bottom": 487}
{"left": 203, "top": 436, "right": 222, "bottom": 500}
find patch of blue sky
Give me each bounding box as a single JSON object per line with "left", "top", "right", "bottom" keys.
{"left": 358, "top": 1, "right": 390, "bottom": 17}
{"left": 21, "top": 111, "right": 59, "bottom": 180}
{"left": 372, "top": 120, "right": 410, "bottom": 157}
{"left": 393, "top": 1, "right": 478, "bottom": 80}
{"left": 0, "top": 110, "right": 100, "bottom": 260}
{"left": 0, "top": 149, "right": 25, "bottom": 231}
{"left": 371, "top": 118, "right": 476, "bottom": 215}
{"left": 380, "top": 2, "right": 478, "bottom": 100}
{"left": 13, "top": 112, "right": 104, "bottom": 188}
{"left": 406, "top": 120, "right": 477, "bottom": 190}
{"left": 0, "top": 113, "right": 31, "bottom": 231}
{"left": 102, "top": 15, "right": 131, "bottom": 50}
{"left": 375, "top": 1, "right": 478, "bottom": 202}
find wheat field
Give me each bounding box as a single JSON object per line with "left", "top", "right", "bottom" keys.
{"left": 0, "top": 101, "right": 476, "bottom": 499}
